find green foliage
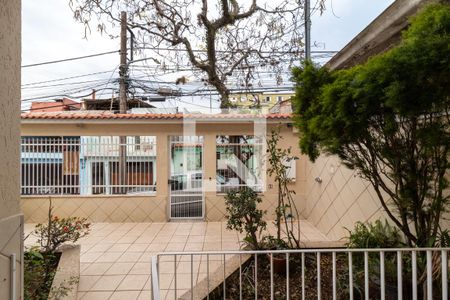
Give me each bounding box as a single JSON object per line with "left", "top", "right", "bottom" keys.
{"left": 33, "top": 201, "right": 91, "bottom": 253}
{"left": 25, "top": 200, "right": 89, "bottom": 299}
{"left": 266, "top": 128, "right": 301, "bottom": 248}
{"left": 292, "top": 3, "right": 450, "bottom": 247}
{"left": 346, "top": 220, "right": 404, "bottom": 249}
{"left": 261, "top": 235, "right": 290, "bottom": 250}
{"left": 24, "top": 246, "right": 59, "bottom": 300}
{"left": 225, "top": 187, "right": 267, "bottom": 249}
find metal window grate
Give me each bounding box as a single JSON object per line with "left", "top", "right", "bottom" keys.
{"left": 216, "top": 135, "right": 264, "bottom": 193}
{"left": 21, "top": 136, "right": 156, "bottom": 195}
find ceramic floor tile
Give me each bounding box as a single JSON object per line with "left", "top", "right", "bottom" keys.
{"left": 137, "top": 290, "right": 152, "bottom": 300}
{"left": 82, "top": 263, "right": 113, "bottom": 276}
{"left": 79, "top": 291, "right": 113, "bottom": 300}
{"left": 129, "top": 262, "right": 151, "bottom": 275}
{"left": 104, "top": 262, "right": 134, "bottom": 275}
{"left": 109, "top": 291, "right": 140, "bottom": 300}
{"left": 78, "top": 275, "right": 101, "bottom": 292}
{"left": 165, "top": 242, "right": 185, "bottom": 251}
{"left": 95, "top": 252, "right": 122, "bottom": 263}
{"left": 108, "top": 243, "right": 132, "bottom": 252}
{"left": 90, "top": 275, "right": 125, "bottom": 291}
{"left": 116, "top": 274, "right": 149, "bottom": 290}
{"left": 127, "top": 243, "right": 149, "bottom": 252}
{"left": 117, "top": 251, "right": 143, "bottom": 263}
{"left": 81, "top": 252, "right": 104, "bottom": 263}
{"left": 24, "top": 221, "right": 332, "bottom": 298}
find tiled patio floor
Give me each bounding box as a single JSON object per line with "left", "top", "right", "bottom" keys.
{"left": 25, "top": 221, "right": 332, "bottom": 300}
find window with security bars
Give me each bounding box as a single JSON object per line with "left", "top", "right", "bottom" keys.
{"left": 21, "top": 136, "right": 156, "bottom": 195}
{"left": 216, "top": 135, "right": 263, "bottom": 193}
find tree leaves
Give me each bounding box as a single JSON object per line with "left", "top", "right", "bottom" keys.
{"left": 292, "top": 3, "right": 450, "bottom": 247}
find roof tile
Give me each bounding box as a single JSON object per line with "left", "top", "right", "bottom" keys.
{"left": 21, "top": 111, "right": 291, "bottom": 121}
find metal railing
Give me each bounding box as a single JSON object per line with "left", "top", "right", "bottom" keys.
{"left": 216, "top": 135, "right": 264, "bottom": 193}
{"left": 151, "top": 248, "right": 450, "bottom": 300}
{"left": 21, "top": 136, "right": 156, "bottom": 195}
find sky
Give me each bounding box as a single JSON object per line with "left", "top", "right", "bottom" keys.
{"left": 22, "top": 0, "right": 395, "bottom": 111}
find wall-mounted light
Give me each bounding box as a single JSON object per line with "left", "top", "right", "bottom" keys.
{"left": 315, "top": 177, "right": 322, "bottom": 183}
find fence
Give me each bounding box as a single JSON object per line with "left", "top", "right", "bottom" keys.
{"left": 21, "top": 136, "right": 156, "bottom": 196}
{"left": 216, "top": 135, "right": 264, "bottom": 193}
{"left": 151, "top": 248, "right": 450, "bottom": 300}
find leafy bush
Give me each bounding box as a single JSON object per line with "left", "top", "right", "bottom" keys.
{"left": 266, "top": 128, "right": 301, "bottom": 248}
{"left": 292, "top": 3, "right": 450, "bottom": 248}
{"left": 33, "top": 203, "right": 90, "bottom": 254}
{"left": 24, "top": 246, "right": 59, "bottom": 300}
{"left": 261, "top": 235, "right": 290, "bottom": 250}
{"left": 24, "top": 200, "right": 89, "bottom": 299}
{"left": 225, "top": 187, "right": 267, "bottom": 249}
{"left": 346, "top": 220, "right": 404, "bottom": 248}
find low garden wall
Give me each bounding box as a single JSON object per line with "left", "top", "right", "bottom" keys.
{"left": 21, "top": 196, "right": 167, "bottom": 223}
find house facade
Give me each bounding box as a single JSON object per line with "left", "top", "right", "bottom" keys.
{"left": 20, "top": 111, "right": 305, "bottom": 224}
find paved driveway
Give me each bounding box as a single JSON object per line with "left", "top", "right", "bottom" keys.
{"left": 25, "top": 221, "right": 331, "bottom": 300}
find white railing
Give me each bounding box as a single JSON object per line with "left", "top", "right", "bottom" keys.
{"left": 151, "top": 248, "right": 450, "bottom": 300}
{"left": 21, "top": 136, "right": 156, "bottom": 196}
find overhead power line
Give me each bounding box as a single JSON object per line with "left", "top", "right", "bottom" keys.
{"left": 134, "top": 46, "right": 338, "bottom": 55}
{"left": 22, "top": 70, "right": 116, "bottom": 87}
{"left": 22, "top": 50, "right": 119, "bottom": 68}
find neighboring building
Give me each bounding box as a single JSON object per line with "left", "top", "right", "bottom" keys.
{"left": 29, "top": 95, "right": 156, "bottom": 113}
{"left": 269, "top": 99, "right": 293, "bottom": 114}
{"left": 0, "top": 0, "right": 23, "bottom": 298}
{"left": 30, "top": 97, "right": 81, "bottom": 112}
{"left": 81, "top": 97, "right": 155, "bottom": 111}
{"left": 229, "top": 90, "right": 294, "bottom": 112}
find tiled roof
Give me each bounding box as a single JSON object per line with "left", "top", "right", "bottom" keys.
{"left": 29, "top": 98, "right": 81, "bottom": 112}
{"left": 21, "top": 111, "right": 291, "bottom": 121}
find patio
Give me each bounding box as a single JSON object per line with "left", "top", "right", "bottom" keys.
{"left": 25, "top": 221, "right": 333, "bottom": 300}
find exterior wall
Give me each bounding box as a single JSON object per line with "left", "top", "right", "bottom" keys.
{"left": 300, "top": 155, "right": 385, "bottom": 240}
{"left": 21, "top": 123, "right": 308, "bottom": 225}
{"left": 21, "top": 196, "right": 167, "bottom": 223}
{"left": 230, "top": 92, "right": 294, "bottom": 110}
{"left": 0, "top": 0, "right": 23, "bottom": 299}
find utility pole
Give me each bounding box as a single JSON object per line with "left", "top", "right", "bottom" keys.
{"left": 119, "top": 11, "right": 128, "bottom": 194}
{"left": 119, "top": 11, "right": 128, "bottom": 114}
{"left": 305, "top": 0, "right": 311, "bottom": 61}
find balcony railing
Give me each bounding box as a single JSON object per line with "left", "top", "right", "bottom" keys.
{"left": 151, "top": 248, "right": 450, "bottom": 300}
{"left": 21, "top": 136, "right": 156, "bottom": 196}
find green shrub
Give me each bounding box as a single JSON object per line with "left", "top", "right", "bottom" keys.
{"left": 346, "top": 220, "right": 404, "bottom": 249}
{"left": 33, "top": 203, "right": 90, "bottom": 254}
{"left": 225, "top": 187, "right": 267, "bottom": 249}
{"left": 25, "top": 200, "right": 89, "bottom": 299}
{"left": 24, "top": 246, "right": 58, "bottom": 300}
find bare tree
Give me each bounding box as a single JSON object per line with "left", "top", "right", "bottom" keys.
{"left": 69, "top": 0, "right": 324, "bottom": 108}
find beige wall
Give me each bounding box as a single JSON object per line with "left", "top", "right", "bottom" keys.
{"left": 21, "top": 196, "right": 167, "bottom": 223}
{"left": 0, "top": 0, "right": 23, "bottom": 299}
{"left": 21, "top": 122, "right": 308, "bottom": 225}
{"left": 300, "top": 155, "right": 385, "bottom": 240}
{"left": 23, "top": 120, "right": 430, "bottom": 243}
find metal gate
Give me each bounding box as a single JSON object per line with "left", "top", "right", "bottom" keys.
{"left": 169, "top": 136, "right": 204, "bottom": 219}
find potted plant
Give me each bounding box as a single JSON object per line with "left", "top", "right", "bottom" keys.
{"left": 262, "top": 236, "right": 291, "bottom": 274}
